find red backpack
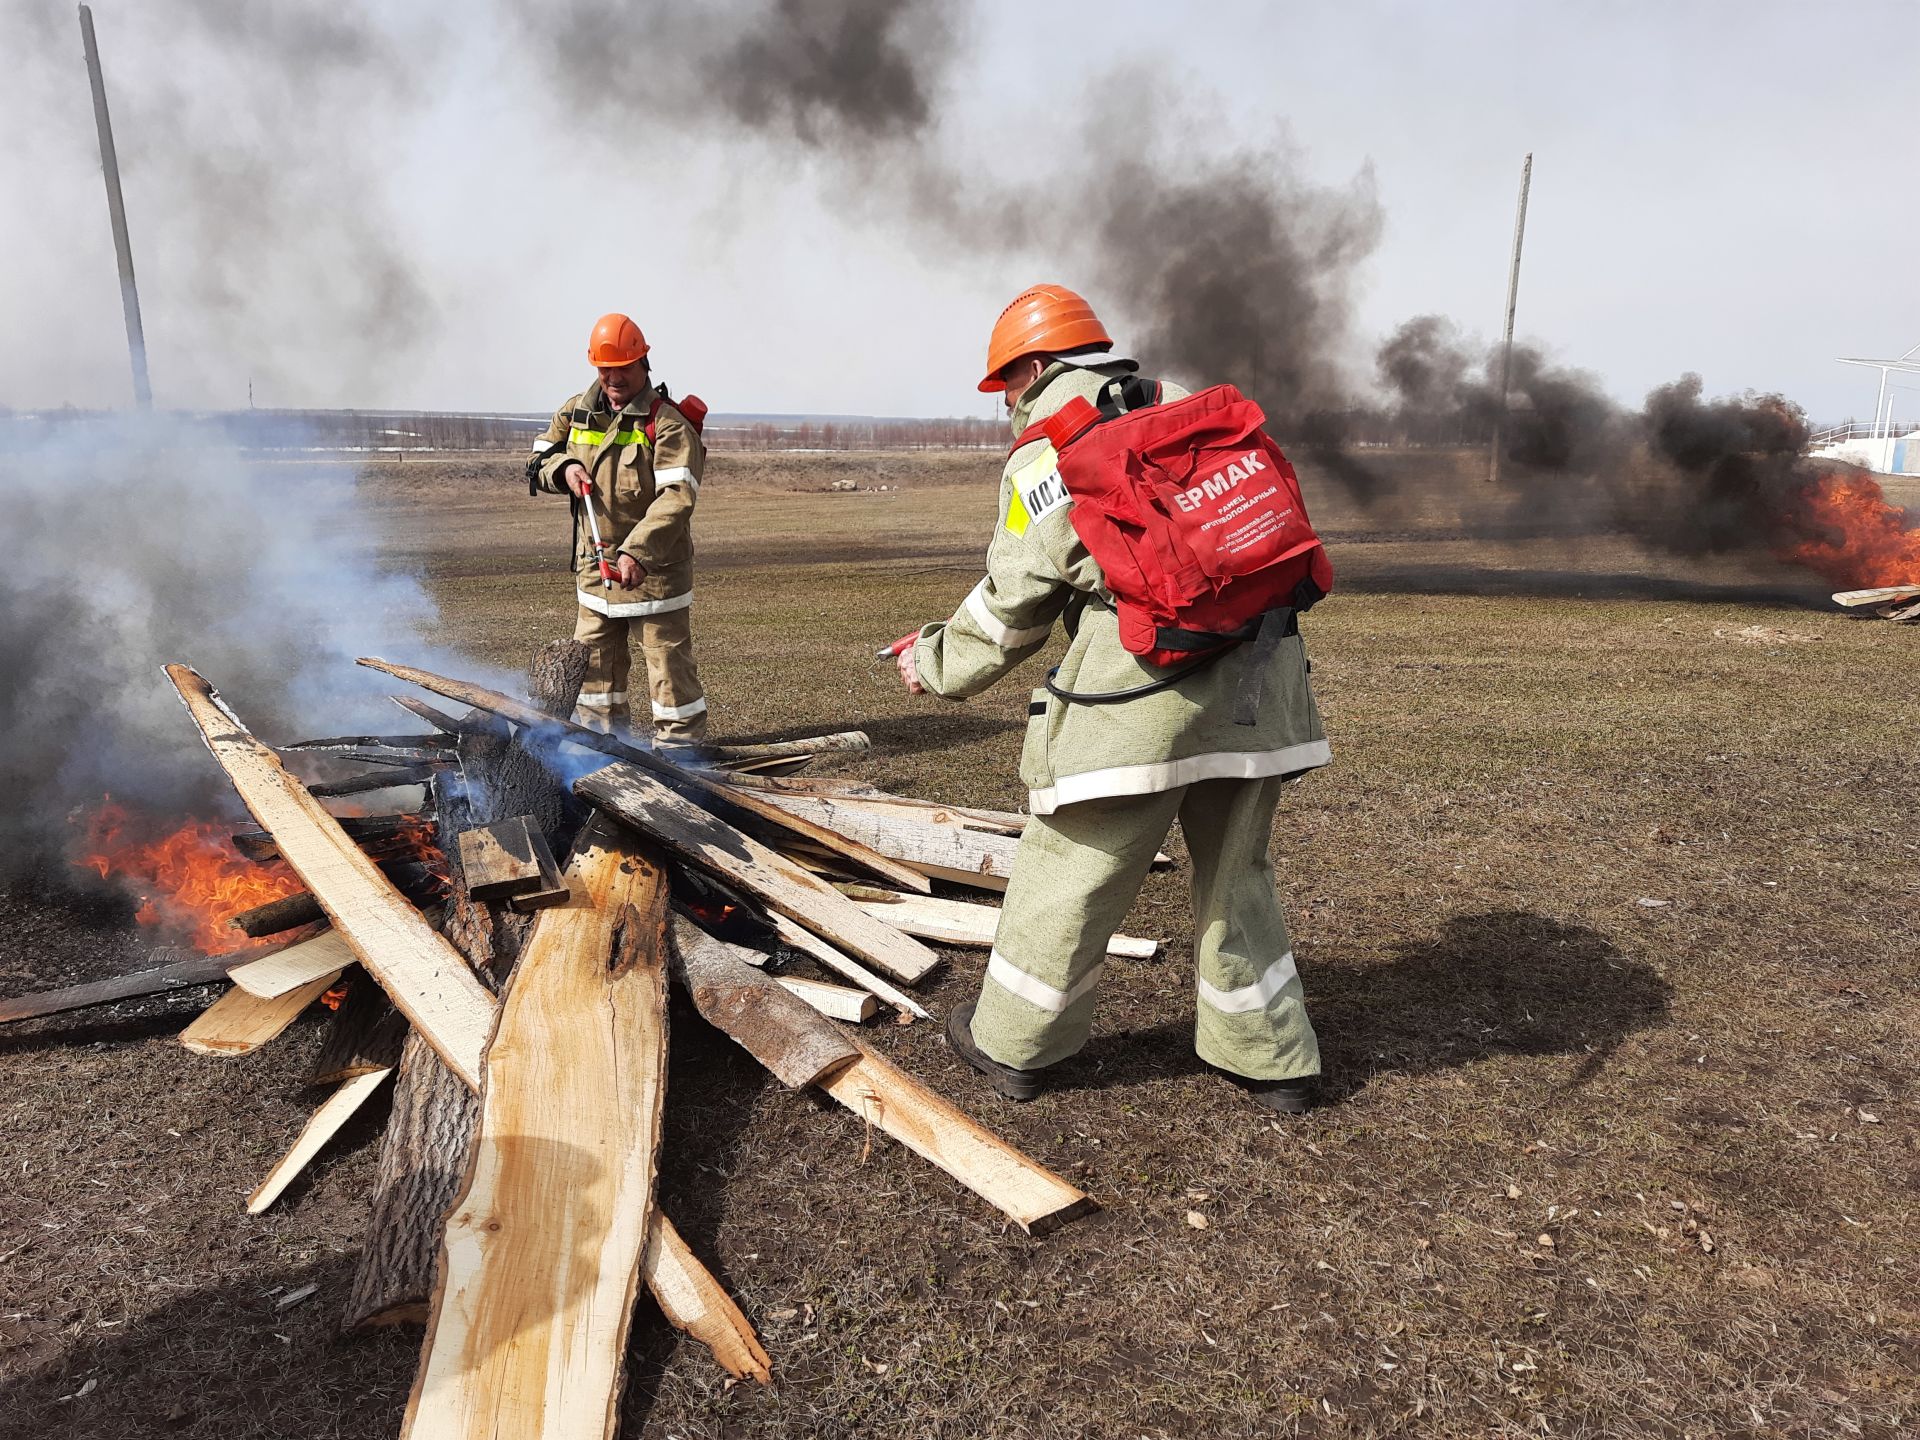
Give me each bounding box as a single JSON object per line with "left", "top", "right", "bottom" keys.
{"left": 647, "top": 387, "right": 707, "bottom": 438}
{"left": 1020, "top": 378, "right": 1332, "bottom": 683}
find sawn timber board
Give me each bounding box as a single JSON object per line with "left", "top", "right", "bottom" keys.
{"left": 403, "top": 821, "right": 672, "bottom": 1439}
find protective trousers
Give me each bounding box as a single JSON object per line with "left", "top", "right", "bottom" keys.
{"left": 968, "top": 775, "right": 1319, "bottom": 1080}
{"left": 571, "top": 602, "right": 709, "bottom": 740}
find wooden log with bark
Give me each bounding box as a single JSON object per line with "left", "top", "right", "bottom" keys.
{"left": 578, "top": 761, "right": 941, "bottom": 985}
{"left": 309, "top": 976, "right": 407, "bottom": 1085}
{"left": 671, "top": 917, "right": 859, "bottom": 1087}
{"left": 696, "top": 731, "right": 871, "bottom": 763}
{"left": 344, "top": 641, "right": 589, "bottom": 1330}
{"left": 402, "top": 822, "right": 673, "bottom": 1437}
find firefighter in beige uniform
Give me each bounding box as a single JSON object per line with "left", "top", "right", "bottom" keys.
{"left": 527, "top": 312, "right": 709, "bottom": 739}
{"left": 898, "top": 285, "right": 1332, "bottom": 1113}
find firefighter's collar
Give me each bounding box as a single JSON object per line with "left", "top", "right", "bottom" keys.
{"left": 1010, "top": 354, "right": 1139, "bottom": 435}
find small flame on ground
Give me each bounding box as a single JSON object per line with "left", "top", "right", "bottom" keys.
{"left": 1786, "top": 473, "right": 1920, "bottom": 588}
{"left": 73, "top": 799, "right": 303, "bottom": 955}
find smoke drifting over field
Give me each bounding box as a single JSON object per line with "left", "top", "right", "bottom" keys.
{"left": 0, "top": 417, "right": 448, "bottom": 874}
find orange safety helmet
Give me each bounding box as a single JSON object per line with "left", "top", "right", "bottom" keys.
{"left": 587, "top": 312, "right": 650, "bottom": 368}
{"left": 978, "top": 284, "right": 1112, "bottom": 393}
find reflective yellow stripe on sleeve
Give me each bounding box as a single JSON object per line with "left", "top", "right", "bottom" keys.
{"left": 568, "top": 426, "right": 650, "bottom": 446}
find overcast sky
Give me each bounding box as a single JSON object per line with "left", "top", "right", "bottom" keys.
{"left": 5, "top": 1, "right": 1916, "bottom": 424}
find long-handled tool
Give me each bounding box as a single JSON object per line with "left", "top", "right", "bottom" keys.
{"left": 579, "top": 486, "right": 619, "bottom": 587}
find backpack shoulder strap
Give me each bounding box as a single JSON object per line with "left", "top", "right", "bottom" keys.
{"left": 1094, "top": 374, "right": 1163, "bottom": 419}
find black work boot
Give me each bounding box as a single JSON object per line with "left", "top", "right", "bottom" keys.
{"left": 946, "top": 1000, "right": 1045, "bottom": 1101}
{"left": 1212, "top": 1066, "right": 1319, "bottom": 1115}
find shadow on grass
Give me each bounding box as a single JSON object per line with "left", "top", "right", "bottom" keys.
{"left": 1064, "top": 910, "right": 1670, "bottom": 1102}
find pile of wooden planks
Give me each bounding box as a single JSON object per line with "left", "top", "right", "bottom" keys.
{"left": 3, "top": 644, "right": 1115, "bottom": 1438}
{"left": 1834, "top": 585, "right": 1920, "bottom": 621}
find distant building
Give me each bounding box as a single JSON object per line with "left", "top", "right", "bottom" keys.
{"left": 1808, "top": 423, "right": 1920, "bottom": 476}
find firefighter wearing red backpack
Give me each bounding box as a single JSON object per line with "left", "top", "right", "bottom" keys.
{"left": 527, "top": 312, "right": 711, "bottom": 740}
{"left": 893, "top": 284, "right": 1333, "bottom": 1113}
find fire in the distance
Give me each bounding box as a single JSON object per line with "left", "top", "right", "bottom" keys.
{"left": 1785, "top": 472, "right": 1920, "bottom": 589}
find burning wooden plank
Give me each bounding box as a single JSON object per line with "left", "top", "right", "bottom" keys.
{"left": 230, "top": 812, "right": 434, "bottom": 865}
{"left": 248, "top": 1067, "right": 394, "bottom": 1214}
{"left": 669, "top": 919, "right": 1094, "bottom": 1235}
{"left": 579, "top": 762, "right": 941, "bottom": 985}
{"left": 402, "top": 823, "right": 674, "bottom": 1437}
{"left": 358, "top": 655, "right": 930, "bottom": 895}
{"left": 308, "top": 762, "right": 444, "bottom": 797}
{"left": 179, "top": 969, "right": 343, "bottom": 1056}
{"left": 389, "top": 694, "right": 508, "bottom": 737}
{"left": 165, "top": 664, "right": 496, "bottom": 1090}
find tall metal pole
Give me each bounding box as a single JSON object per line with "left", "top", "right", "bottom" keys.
{"left": 79, "top": 4, "right": 152, "bottom": 409}
{"left": 1487, "top": 152, "right": 1533, "bottom": 484}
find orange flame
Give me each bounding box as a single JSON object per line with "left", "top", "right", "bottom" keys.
{"left": 74, "top": 800, "right": 304, "bottom": 955}
{"left": 379, "top": 814, "right": 448, "bottom": 881}
{"left": 319, "top": 981, "right": 350, "bottom": 1011}
{"left": 1785, "top": 473, "right": 1920, "bottom": 588}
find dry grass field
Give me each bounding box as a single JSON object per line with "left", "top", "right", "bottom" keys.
{"left": 2, "top": 447, "right": 1916, "bottom": 1439}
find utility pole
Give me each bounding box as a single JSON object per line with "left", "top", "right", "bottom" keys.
{"left": 79, "top": 4, "right": 152, "bottom": 409}
{"left": 1487, "top": 152, "right": 1532, "bottom": 484}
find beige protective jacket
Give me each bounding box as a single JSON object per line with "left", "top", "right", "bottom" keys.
{"left": 529, "top": 378, "right": 706, "bottom": 617}
{"left": 913, "top": 357, "right": 1331, "bottom": 814}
